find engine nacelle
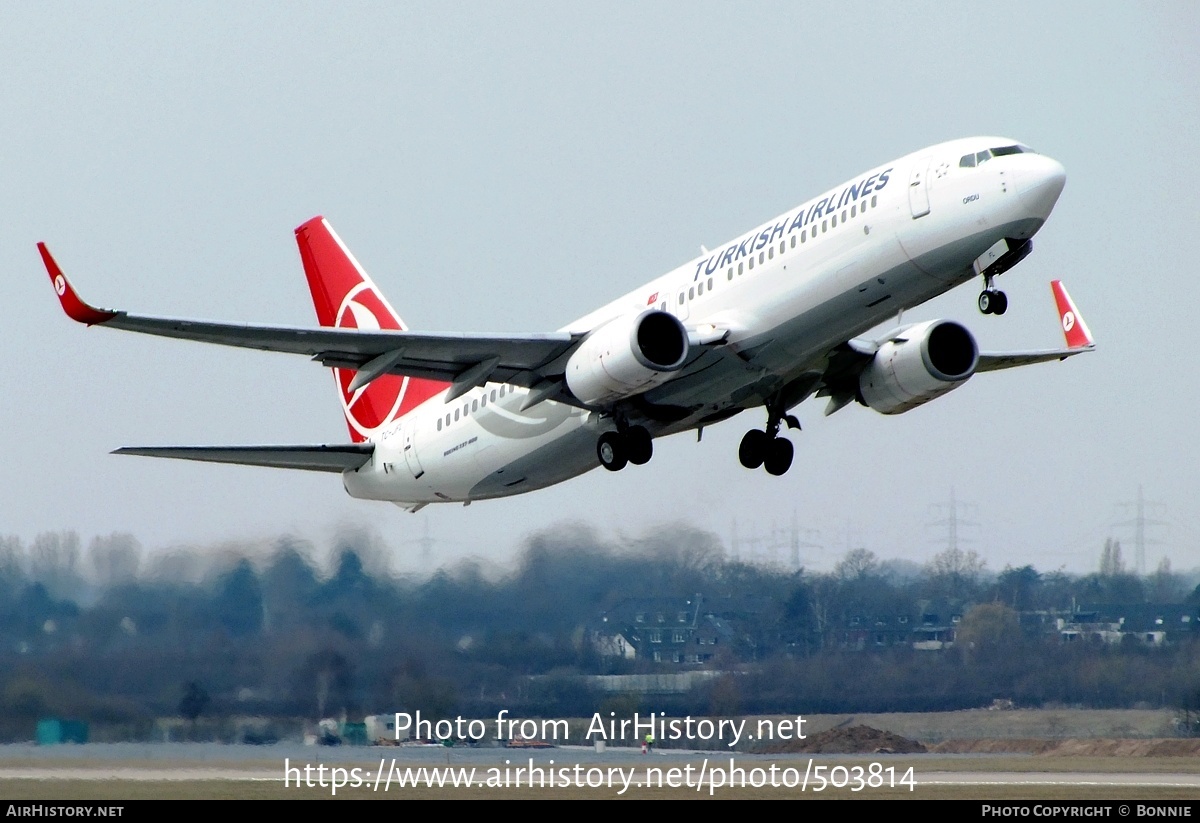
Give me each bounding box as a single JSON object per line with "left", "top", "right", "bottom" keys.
{"left": 565, "top": 310, "right": 690, "bottom": 406}
{"left": 858, "top": 320, "right": 978, "bottom": 415}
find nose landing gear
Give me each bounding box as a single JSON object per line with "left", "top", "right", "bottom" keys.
{"left": 978, "top": 279, "right": 1008, "bottom": 315}
{"left": 973, "top": 237, "right": 1030, "bottom": 315}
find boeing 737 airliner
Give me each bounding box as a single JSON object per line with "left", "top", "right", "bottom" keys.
{"left": 41, "top": 136, "right": 1093, "bottom": 511}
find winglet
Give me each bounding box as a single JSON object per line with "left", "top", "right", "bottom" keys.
{"left": 38, "top": 243, "right": 119, "bottom": 326}
{"left": 1050, "top": 280, "right": 1094, "bottom": 350}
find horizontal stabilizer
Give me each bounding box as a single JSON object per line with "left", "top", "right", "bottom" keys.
{"left": 113, "top": 443, "right": 373, "bottom": 473}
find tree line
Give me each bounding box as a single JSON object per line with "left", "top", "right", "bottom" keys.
{"left": 0, "top": 527, "right": 1196, "bottom": 741}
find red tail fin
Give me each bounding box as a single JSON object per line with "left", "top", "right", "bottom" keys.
{"left": 295, "top": 217, "right": 449, "bottom": 442}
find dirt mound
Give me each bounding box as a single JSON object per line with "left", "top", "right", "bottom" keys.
{"left": 756, "top": 724, "right": 926, "bottom": 754}
{"left": 1046, "top": 738, "right": 1200, "bottom": 757}
{"left": 928, "top": 738, "right": 1200, "bottom": 756}
{"left": 929, "top": 739, "right": 1060, "bottom": 754}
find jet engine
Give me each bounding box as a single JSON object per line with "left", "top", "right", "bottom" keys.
{"left": 858, "top": 320, "right": 978, "bottom": 415}
{"left": 565, "top": 310, "right": 690, "bottom": 406}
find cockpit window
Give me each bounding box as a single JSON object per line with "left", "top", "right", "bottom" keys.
{"left": 962, "top": 144, "right": 1037, "bottom": 169}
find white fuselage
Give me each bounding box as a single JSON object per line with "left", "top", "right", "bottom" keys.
{"left": 343, "top": 136, "right": 1066, "bottom": 507}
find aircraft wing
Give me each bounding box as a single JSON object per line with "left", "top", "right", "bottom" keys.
{"left": 39, "top": 243, "right": 581, "bottom": 393}
{"left": 818, "top": 280, "right": 1094, "bottom": 415}
{"left": 113, "top": 444, "right": 374, "bottom": 472}
{"left": 977, "top": 279, "right": 1095, "bottom": 370}
{"left": 846, "top": 279, "right": 1094, "bottom": 367}
{"left": 975, "top": 347, "right": 1091, "bottom": 372}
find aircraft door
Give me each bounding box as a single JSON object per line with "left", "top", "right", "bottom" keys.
{"left": 908, "top": 158, "right": 931, "bottom": 219}
{"left": 403, "top": 427, "right": 425, "bottom": 480}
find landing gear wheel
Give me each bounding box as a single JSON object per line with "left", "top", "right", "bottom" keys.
{"left": 763, "top": 437, "right": 794, "bottom": 476}
{"left": 979, "top": 288, "right": 1007, "bottom": 315}
{"left": 978, "top": 290, "right": 993, "bottom": 314}
{"left": 625, "top": 426, "right": 653, "bottom": 465}
{"left": 597, "top": 431, "right": 627, "bottom": 471}
{"left": 990, "top": 290, "right": 1008, "bottom": 315}
{"left": 739, "top": 429, "right": 768, "bottom": 469}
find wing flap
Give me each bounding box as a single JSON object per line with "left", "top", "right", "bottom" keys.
{"left": 113, "top": 444, "right": 374, "bottom": 473}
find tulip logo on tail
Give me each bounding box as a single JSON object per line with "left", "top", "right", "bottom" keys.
{"left": 1050, "top": 281, "right": 1094, "bottom": 351}
{"left": 296, "top": 216, "right": 452, "bottom": 443}
{"left": 334, "top": 283, "right": 409, "bottom": 441}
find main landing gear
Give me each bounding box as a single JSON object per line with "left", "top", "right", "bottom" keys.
{"left": 739, "top": 401, "right": 800, "bottom": 476}
{"left": 978, "top": 274, "right": 1008, "bottom": 315}
{"left": 597, "top": 425, "right": 653, "bottom": 472}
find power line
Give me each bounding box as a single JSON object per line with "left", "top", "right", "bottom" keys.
{"left": 1114, "top": 485, "right": 1167, "bottom": 575}
{"left": 926, "top": 487, "right": 979, "bottom": 554}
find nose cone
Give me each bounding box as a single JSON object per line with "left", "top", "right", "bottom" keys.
{"left": 1015, "top": 155, "right": 1066, "bottom": 220}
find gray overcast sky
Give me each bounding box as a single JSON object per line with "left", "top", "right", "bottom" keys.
{"left": 3, "top": 2, "right": 1198, "bottom": 575}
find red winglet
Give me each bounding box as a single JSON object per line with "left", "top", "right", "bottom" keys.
{"left": 1050, "top": 280, "right": 1094, "bottom": 349}
{"left": 37, "top": 243, "right": 119, "bottom": 326}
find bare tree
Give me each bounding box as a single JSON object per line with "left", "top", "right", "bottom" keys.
{"left": 926, "top": 546, "right": 985, "bottom": 599}
{"left": 835, "top": 548, "right": 878, "bottom": 581}
{"left": 1100, "top": 538, "right": 1124, "bottom": 577}
{"left": 88, "top": 533, "right": 141, "bottom": 587}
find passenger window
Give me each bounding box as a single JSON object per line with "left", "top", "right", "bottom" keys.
{"left": 689, "top": 286, "right": 695, "bottom": 299}
{"left": 481, "top": 394, "right": 487, "bottom": 407}
{"left": 871, "top": 195, "right": 877, "bottom": 207}
{"left": 697, "top": 282, "right": 703, "bottom": 296}
{"left": 463, "top": 403, "right": 469, "bottom": 417}
{"left": 491, "top": 390, "right": 497, "bottom": 402}
{"left": 727, "top": 268, "right": 733, "bottom": 281}
{"left": 768, "top": 247, "right": 774, "bottom": 260}
{"left": 801, "top": 230, "right": 806, "bottom": 242}
{"left": 790, "top": 236, "right": 795, "bottom": 249}
{"left": 749, "top": 256, "right": 754, "bottom": 270}
{"left": 500, "top": 386, "right": 506, "bottom": 397}
{"left": 780, "top": 241, "right": 785, "bottom": 254}
{"left": 841, "top": 210, "right": 847, "bottom": 222}
{"left": 708, "top": 277, "right": 713, "bottom": 290}
{"left": 678, "top": 293, "right": 685, "bottom": 305}
{"left": 445, "top": 414, "right": 451, "bottom": 426}
{"left": 660, "top": 301, "right": 666, "bottom": 311}
{"left": 472, "top": 399, "right": 478, "bottom": 412}
{"left": 758, "top": 251, "right": 764, "bottom": 263}
{"left": 959, "top": 153, "right": 976, "bottom": 168}
{"left": 437, "top": 419, "right": 442, "bottom": 431}
{"left": 851, "top": 204, "right": 857, "bottom": 217}
{"left": 454, "top": 409, "right": 460, "bottom": 421}
{"left": 738, "top": 262, "right": 744, "bottom": 274}
{"left": 822, "top": 219, "right": 827, "bottom": 232}
{"left": 831, "top": 214, "right": 837, "bottom": 228}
